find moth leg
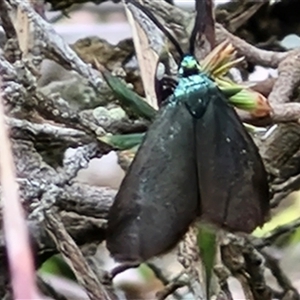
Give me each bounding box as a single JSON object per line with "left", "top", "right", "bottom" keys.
{"left": 102, "top": 262, "right": 141, "bottom": 284}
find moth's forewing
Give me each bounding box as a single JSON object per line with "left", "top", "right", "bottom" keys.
{"left": 188, "top": 80, "right": 269, "bottom": 233}
{"left": 106, "top": 97, "right": 200, "bottom": 263}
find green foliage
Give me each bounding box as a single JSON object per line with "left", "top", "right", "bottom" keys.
{"left": 101, "top": 69, "right": 157, "bottom": 121}
{"left": 228, "top": 88, "right": 258, "bottom": 111}
{"left": 138, "top": 264, "right": 156, "bottom": 280}
{"left": 253, "top": 197, "right": 300, "bottom": 247}
{"left": 98, "top": 133, "right": 144, "bottom": 150}
{"left": 39, "top": 255, "right": 76, "bottom": 281}
{"left": 197, "top": 225, "right": 217, "bottom": 298}
{"left": 219, "top": 85, "right": 243, "bottom": 98}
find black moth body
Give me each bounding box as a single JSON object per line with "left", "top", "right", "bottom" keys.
{"left": 106, "top": 54, "right": 270, "bottom": 266}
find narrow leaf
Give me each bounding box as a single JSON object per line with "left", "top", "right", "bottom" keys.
{"left": 99, "top": 133, "right": 144, "bottom": 150}
{"left": 197, "top": 225, "right": 217, "bottom": 299}
{"left": 100, "top": 67, "right": 157, "bottom": 121}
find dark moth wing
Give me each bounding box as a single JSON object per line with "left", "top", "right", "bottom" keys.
{"left": 191, "top": 84, "right": 270, "bottom": 233}
{"left": 106, "top": 97, "right": 200, "bottom": 263}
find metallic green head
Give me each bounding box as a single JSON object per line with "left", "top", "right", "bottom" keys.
{"left": 178, "top": 55, "right": 201, "bottom": 77}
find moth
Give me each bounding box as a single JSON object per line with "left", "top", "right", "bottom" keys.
{"left": 105, "top": 0, "right": 270, "bottom": 277}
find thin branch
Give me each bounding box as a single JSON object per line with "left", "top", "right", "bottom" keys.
{"left": 59, "top": 143, "right": 101, "bottom": 184}
{"left": 43, "top": 208, "right": 113, "bottom": 300}
{"left": 146, "top": 263, "right": 184, "bottom": 300}
{"left": 156, "top": 276, "right": 186, "bottom": 300}
{"left": 215, "top": 23, "right": 287, "bottom": 69}
{"left": 271, "top": 103, "right": 300, "bottom": 123}
{"left": 226, "top": 2, "right": 264, "bottom": 32}
{"left": 220, "top": 234, "right": 272, "bottom": 300}
{"left": 6, "top": 116, "right": 92, "bottom": 143}
{"left": 262, "top": 250, "right": 299, "bottom": 297}
{"left": 6, "top": 0, "right": 103, "bottom": 91}
{"left": 0, "top": 80, "right": 40, "bottom": 298}
{"left": 268, "top": 49, "right": 300, "bottom": 105}
{"left": 0, "top": 0, "right": 16, "bottom": 38}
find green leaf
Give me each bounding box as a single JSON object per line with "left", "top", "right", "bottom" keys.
{"left": 197, "top": 225, "right": 217, "bottom": 298}
{"left": 101, "top": 69, "right": 157, "bottom": 121}
{"left": 219, "top": 85, "right": 243, "bottom": 98}
{"left": 228, "top": 89, "right": 257, "bottom": 111}
{"left": 138, "top": 263, "right": 155, "bottom": 280}
{"left": 40, "top": 255, "right": 76, "bottom": 280}
{"left": 253, "top": 199, "right": 300, "bottom": 239}
{"left": 99, "top": 133, "right": 144, "bottom": 150}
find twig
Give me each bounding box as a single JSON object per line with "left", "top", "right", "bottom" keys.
{"left": 271, "top": 103, "right": 300, "bottom": 123}
{"left": 6, "top": 116, "right": 92, "bottom": 143}
{"left": 242, "top": 243, "right": 272, "bottom": 300}
{"left": 226, "top": 2, "right": 264, "bottom": 32}
{"left": 6, "top": 0, "right": 103, "bottom": 91}
{"left": 0, "top": 53, "right": 29, "bottom": 106}
{"left": 59, "top": 142, "right": 100, "bottom": 184}
{"left": 215, "top": 23, "right": 287, "bottom": 68}
{"left": 213, "top": 265, "right": 233, "bottom": 300}
{"left": 0, "top": 0, "right": 16, "bottom": 38}
{"left": 177, "top": 226, "right": 205, "bottom": 300}
{"left": 156, "top": 276, "right": 186, "bottom": 300}
{"left": 146, "top": 263, "right": 183, "bottom": 300}
{"left": 268, "top": 49, "right": 300, "bottom": 105}
{"left": 262, "top": 250, "right": 299, "bottom": 298}
{"left": 43, "top": 207, "right": 113, "bottom": 300}
{"left": 270, "top": 173, "right": 300, "bottom": 208}
{"left": 0, "top": 79, "right": 40, "bottom": 298}
{"left": 220, "top": 234, "right": 271, "bottom": 300}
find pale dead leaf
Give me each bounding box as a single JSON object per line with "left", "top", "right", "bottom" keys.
{"left": 123, "top": 0, "right": 168, "bottom": 109}
{"left": 16, "top": 5, "right": 30, "bottom": 56}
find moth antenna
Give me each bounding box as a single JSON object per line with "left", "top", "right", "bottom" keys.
{"left": 125, "top": 0, "right": 184, "bottom": 59}
{"left": 189, "top": 0, "right": 206, "bottom": 55}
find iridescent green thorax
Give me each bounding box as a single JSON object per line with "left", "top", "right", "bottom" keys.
{"left": 174, "top": 55, "right": 216, "bottom": 99}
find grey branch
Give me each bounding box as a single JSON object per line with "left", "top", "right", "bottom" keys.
{"left": 44, "top": 208, "right": 113, "bottom": 300}
{"left": 6, "top": 0, "right": 103, "bottom": 91}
